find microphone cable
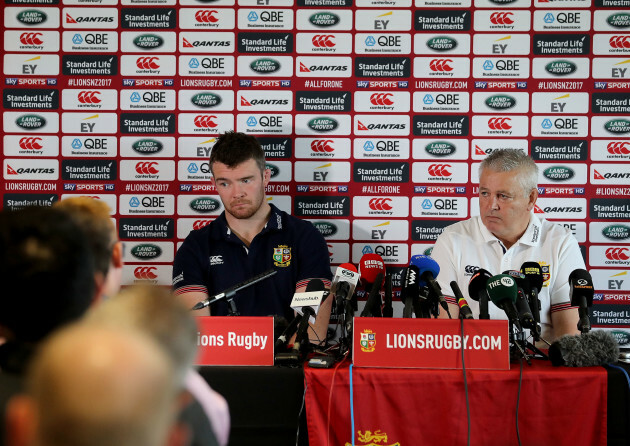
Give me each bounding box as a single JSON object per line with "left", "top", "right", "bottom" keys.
{"left": 459, "top": 317, "right": 471, "bottom": 446}
{"left": 515, "top": 357, "right": 524, "bottom": 446}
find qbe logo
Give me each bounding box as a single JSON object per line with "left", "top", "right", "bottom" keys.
{"left": 472, "top": 57, "right": 530, "bottom": 78}
{"left": 354, "top": 33, "right": 411, "bottom": 55}
{"left": 414, "top": 91, "right": 470, "bottom": 113}
{"left": 122, "top": 89, "right": 177, "bottom": 111}
{"left": 352, "top": 243, "right": 408, "bottom": 265}
{"left": 355, "top": 138, "right": 410, "bottom": 159}
{"left": 62, "top": 31, "right": 118, "bottom": 52}
{"left": 61, "top": 136, "right": 117, "bottom": 157}
{"left": 412, "top": 196, "right": 468, "bottom": 218}
{"left": 237, "top": 9, "right": 293, "bottom": 30}
{"left": 119, "top": 194, "right": 174, "bottom": 215}
{"left": 534, "top": 10, "right": 591, "bottom": 32}
{"left": 236, "top": 114, "right": 293, "bottom": 135}
{"left": 179, "top": 55, "right": 235, "bottom": 77}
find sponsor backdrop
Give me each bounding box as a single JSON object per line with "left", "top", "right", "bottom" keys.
{"left": 1, "top": 0, "right": 629, "bottom": 343}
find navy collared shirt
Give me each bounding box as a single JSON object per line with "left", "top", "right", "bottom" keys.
{"left": 173, "top": 204, "right": 332, "bottom": 318}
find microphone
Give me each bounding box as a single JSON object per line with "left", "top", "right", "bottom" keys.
{"left": 192, "top": 269, "right": 277, "bottom": 311}
{"left": 549, "top": 331, "right": 619, "bottom": 367}
{"left": 569, "top": 269, "right": 594, "bottom": 334}
{"left": 383, "top": 274, "right": 393, "bottom": 318}
{"left": 400, "top": 265, "right": 420, "bottom": 318}
{"left": 275, "top": 316, "right": 301, "bottom": 350}
{"left": 450, "top": 281, "right": 473, "bottom": 320}
{"left": 409, "top": 255, "right": 450, "bottom": 316}
{"left": 468, "top": 268, "right": 493, "bottom": 319}
{"left": 503, "top": 270, "right": 535, "bottom": 329}
{"left": 331, "top": 263, "right": 360, "bottom": 315}
{"left": 358, "top": 254, "right": 385, "bottom": 318}
{"left": 486, "top": 274, "right": 521, "bottom": 329}
{"left": 291, "top": 279, "right": 328, "bottom": 353}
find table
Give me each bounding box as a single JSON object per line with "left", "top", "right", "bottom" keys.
{"left": 304, "top": 359, "right": 629, "bottom": 446}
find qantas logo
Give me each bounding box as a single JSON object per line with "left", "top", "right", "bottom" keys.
{"left": 78, "top": 91, "right": 101, "bottom": 104}
{"left": 299, "top": 62, "right": 347, "bottom": 72}
{"left": 428, "top": 164, "right": 452, "bottom": 177}
{"left": 369, "top": 198, "right": 393, "bottom": 211}
{"left": 606, "top": 247, "right": 629, "bottom": 260}
{"left": 488, "top": 117, "right": 512, "bottom": 130}
{"left": 312, "top": 35, "right": 335, "bottom": 48}
{"left": 6, "top": 165, "right": 54, "bottom": 175}
{"left": 311, "top": 139, "right": 335, "bottom": 153}
{"left": 20, "top": 33, "right": 44, "bottom": 45}
{"left": 357, "top": 121, "right": 405, "bottom": 130}
{"left": 534, "top": 205, "right": 582, "bottom": 213}
{"left": 183, "top": 37, "right": 229, "bottom": 47}
{"left": 490, "top": 12, "right": 514, "bottom": 25}
{"left": 134, "top": 266, "right": 158, "bottom": 279}
{"left": 135, "top": 162, "right": 159, "bottom": 175}
{"left": 610, "top": 36, "right": 630, "bottom": 49}
{"left": 607, "top": 142, "right": 630, "bottom": 154}
{"left": 370, "top": 93, "right": 394, "bottom": 106}
{"left": 430, "top": 59, "right": 453, "bottom": 72}
{"left": 136, "top": 57, "right": 160, "bottom": 69}
{"left": 195, "top": 10, "right": 219, "bottom": 23}
{"left": 192, "top": 220, "right": 212, "bottom": 230}
{"left": 19, "top": 137, "right": 44, "bottom": 150}
{"left": 194, "top": 115, "right": 218, "bottom": 128}
{"left": 66, "top": 13, "right": 114, "bottom": 23}
{"left": 594, "top": 169, "right": 630, "bottom": 179}
{"left": 475, "top": 145, "right": 488, "bottom": 156}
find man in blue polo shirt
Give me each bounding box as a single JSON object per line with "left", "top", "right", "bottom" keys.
{"left": 173, "top": 131, "right": 332, "bottom": 344}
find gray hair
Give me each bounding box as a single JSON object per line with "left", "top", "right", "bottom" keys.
{"left": 479, "top": 149, "right": 538, "bottom": 197}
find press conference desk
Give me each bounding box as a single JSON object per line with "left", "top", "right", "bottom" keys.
{"left": 199, "top": 361, "right": 630, "bottom": 446}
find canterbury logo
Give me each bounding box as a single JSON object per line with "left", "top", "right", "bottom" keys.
{"left": 369, "top": 198, "right": 393, "bottom": 211}
{"left": 19, "top": 137, "right": 43, "bottom": 150}
{"left": 78, "top": 91, "right": 101, "bottom": 104}
{"left": 134, "top": 267, "right": 158, "bottom": 279}
{"left": 488, "top": 117, "right": 512, "bottom": 130}
{"left": 607, "top": 141, "right": 630, "bottom": 154}
{"left": 194, "top": 115, "right": 218, "bottom": 128}
{"left": 195, "top": 10, "right": 219, "bottom": 23}
{"left": 610, "top": 36, "right": 630, "bottom": 48}
{"left": 428, "top": 164, "right": 452, "bottom": 177}
{"left": 370, "top": 93, "right": 394, "bottom": 106}
{"left": 311, "top": 139, "right": 334, "bottom": 152}
{"left": 135, "top": 162, "right": 159, "bottom": 174}
{"left": 312, "top": 34, "right": 335, "bottom": 48}
{"left": 430, "top": 59, "right": 453, "bottom": 72}
{"left": 136, "top": 57, "right": 160, "bottom": 69}
{"left": 192, "top": 220, "right": 212, "bottom": 230}
{"left": 20, "top": 32, "right": 44, "bottom": 45}
{"left": 490, "top": 12, "right": 514, "bottom": 25}
{"left": 606, "top": 247, "right": 630, "bottom": 261}
{"left": 299, "top": 62, "right": 311, "bottom": 72}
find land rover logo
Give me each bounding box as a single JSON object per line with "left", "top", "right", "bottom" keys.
{"left": 266, "top": 163, "right": 279, "bottom": 177}
{"left": 131, "top": 244, "right": 162, "bottom": 260}
{"left": 250, "top": 58, "right": 280, "bottom": 74}
{"left": 611, "top": 330, "right": 630, "bottom": 346}
{"left": 309, "top": 12, "right": 340, "bottom": 27}
{"left": 423, "top": 247, "right": 434, "bottom": 256}
{"left": 313, "top": 221, "right": 337, "bottom": 236}
{"left": 605, "top": 119, "right": 630, "bottom": 134}
{"left": 543, "top": 166, "right": 574, "bottom": 181}
{"left": 133, "top": 34, "right": 163, "bottom": 49}
{"left": 190, "top": 197, "right": 221, "bottom": 213}
{"left": 192, "top": 92, "right": 221, "bottom": 108}
{"left": 425, "top": 141, "right": 455, "bottom": 156}
{"left": 545, "top": 60, "right": 577, "bottom": 76}
{"left": 17, "top": 10, "right": 46, "bottom": 25}
{"left": 602, "top": 224, "right": 630, "bottom": 240}
{"left": 427, "top": 36, "right": 457, "bottom": 52}
{"left": 485, "top": 95, "right": 516, "bottom": 110}
{"left": 488, "top": 0, "right": 517, "bottom": 4}
{"left": 16, "top": 114, "right": 46, "bottom": 130}
{"left": 308, "top": 117, "right": 338, "bottom": 132}
{"left": 132, "top": 139, "right": 163, "bottom": 155}
{"left": 607, "top": 12, "right": 630, "bottom": 28}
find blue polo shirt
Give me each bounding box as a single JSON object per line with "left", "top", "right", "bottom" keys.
{"left": 173, "top": 204, "right": 332, "bottom": 319}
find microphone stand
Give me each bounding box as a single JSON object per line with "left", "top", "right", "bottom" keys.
{"left": 509, "top": 323, "right": 532, "bottom": 365}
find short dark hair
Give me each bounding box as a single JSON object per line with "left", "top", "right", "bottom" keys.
{"left": 0, "top": 207, "right": 96, "bottom": 342}
{"left": 209, "top": 131, "right": 266, "bottom": 174}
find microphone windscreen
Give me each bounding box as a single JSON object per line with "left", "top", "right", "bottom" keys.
{"left": 305, "top": 278, "right": 326, "bottom": 292}
{"left": 359, "top": 253, "right": 385, "bottom": 286}
{"left": 339, "top": 262, "right": 358, "bottom": 273}
{"left": 409, "top": 255, "right": 440, "bottom": 287}
{"left": 520, "top": 262, "right": 543, "bottom": 292}
{"left": 549, "top": 331, "right": 620, "bottom": 367}
{"left": 468, "top": 268, "right": 493, "bottom": 302}
{"left": 486, "top": 274, "right": 518, "bottom": 306}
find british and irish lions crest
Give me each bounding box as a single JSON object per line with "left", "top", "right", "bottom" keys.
{"left": 360, "top": 329, "right": 376, "bottom": 353}
{"left": 273, "top": 245, "right": 291, "bottom": 267}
